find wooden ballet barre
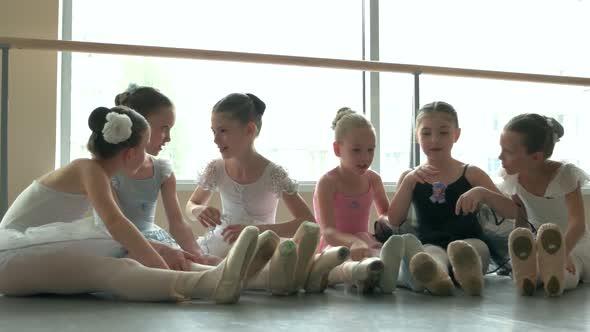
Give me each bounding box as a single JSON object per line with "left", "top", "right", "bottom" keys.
{"left": 1, "top": 37, "right": 589, "bottom": 87}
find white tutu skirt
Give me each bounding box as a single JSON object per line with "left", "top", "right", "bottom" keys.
{"left": 0, "top": 217, "right": 125, "bottom": 268}
{"left": 197, "top": 215, "right": 266, "bottom": 258}
{"left": 197, "top": 226, "right": 233, "bottom": 258}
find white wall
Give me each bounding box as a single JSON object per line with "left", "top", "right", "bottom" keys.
{"left": 1, "top": 0, "right": 60, "bottom": 205}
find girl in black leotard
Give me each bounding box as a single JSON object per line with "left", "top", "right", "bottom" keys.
{"left": 388, "top": 101, "right": 510, "bottom": 296}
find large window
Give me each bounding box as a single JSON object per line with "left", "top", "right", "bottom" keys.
{"left": 65, "top": 1, "right": 590, "bottom": 185}
{"left": 420, "top": 77, "right": 590, "bottom": 177}
{"left": 67, "top": 0, "right": 363, "bottom": 182}
{"left": 380, "top": 0, "right": 590, "bottom": 180}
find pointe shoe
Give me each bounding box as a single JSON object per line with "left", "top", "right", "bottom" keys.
{"left": 352, "top": 257, "right": 384, "bottom": 294}
{"left": 409, "top": 252, "right": 454, "bottom": 296}
{"left": 269, "top": 240, "right": 298, "bottom": 296}
{"left": 448, "top": 241, "right": 484, "bottom": 296}
{"left": 246, "top": 230, "right": 281, "bottom": 279}
{"left": 212, "top": 226, "right": 259, "bottom": 304}
{"left": 537, "top": 223, "right": 566, "bottom": 297}
{"left": 379, "top": 235, "right": 404, "bottom": 294}
{"left": 290, "top": 222, "right": 321, "bottom": 293}
{"left": 509, "top": 227, "right": 537, "bottom": 296}
{"left": 304, "top": 246, "right": 350, "bottom": 293}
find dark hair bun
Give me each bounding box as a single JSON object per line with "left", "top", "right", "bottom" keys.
{"left": 246, "top": 93, "right": 266, "bottom": 115}
{"left": 88, "top": 107, "right": 110, "bottom": 132}
{"left": 546, "top": 116, "right": 565, "bottom": 139}
{"left": 114, "top": 92, "right": 130, "bottom": 106}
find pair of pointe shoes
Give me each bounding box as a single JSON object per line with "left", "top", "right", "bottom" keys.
{"left": 409, "top": 241, "right": 484, "bottom": 296}
{"left": 509, "top": 224, "right": 566, "bottom": 297}
{"left": 246, "top": 221, "right": 350, "bottom": 296}
{"left": 345, "top": 233, "right": 422, "bottom": 295}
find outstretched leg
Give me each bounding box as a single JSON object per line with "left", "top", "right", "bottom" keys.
{"left": 0, "top": 227, "right": 259, "bottom": 304}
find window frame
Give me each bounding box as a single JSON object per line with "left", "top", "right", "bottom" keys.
{"left": 60, "top": 0, "right": 590, "bottom": 194}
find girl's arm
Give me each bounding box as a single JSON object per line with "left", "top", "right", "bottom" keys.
{"left": 564, "top": 186, "right": 586, "bottom": 257}
{"left": 370, "top": 171, "right": 389, "bottom": 219}
{"left": 456, "top": 166, "right": 518, "bottom": 219}
{"left": 161, "top": 173, "right": 203, "bottom": 256}
{"left": 80, "top": 162, "right": 168, "bottom": 269}
{"left": 388, "top": 170, "right": 416, "bottom": 226}
{"left": 185, "top": 186, "right": 221, "bottom": 227}
{"left": 256, "top": 191, "right": 315, "bottom": 237}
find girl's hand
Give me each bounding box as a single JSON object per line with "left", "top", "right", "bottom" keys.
{"left": 408, "top": 165, "right": 439, "bottom": 185}
{"left": 158, "top": 246, "right": 199, "bottom": 271}
{"left": 455, "top": 187, "right": 485, "bottom": 215}
{"left": 350, "top": 240, "right": 370, "bottom": 261}
{"left": 196, "top": 206, "right": 222, "bottom": 228}
{"left": 221, "top": 224, "right": 247, "bottom": 244}
{"left": 566, "top": 255, "right": 577, "bottom": 274}
{"left": 130, "top": 250, "right": 170, "bottom": 270}
{"left": 512, "top": 194, "right": 530, "bottom": 229}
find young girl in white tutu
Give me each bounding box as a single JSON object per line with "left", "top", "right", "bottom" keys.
{"left": 458, "top": 113, "right": 590, "bottom": 297}
{"left": 0, "top": 106, "right": 257, "bottom": 303}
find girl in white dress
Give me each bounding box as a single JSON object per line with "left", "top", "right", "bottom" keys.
{"left": 457, "top": 113, "right": 589, "bottom": 297}
{"left": 0, "top": 106, "right": 258, "bottom": 303}
{"left": 186, "top": 93, "right": 348, "bottom": 295}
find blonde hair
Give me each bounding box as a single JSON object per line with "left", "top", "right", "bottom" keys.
{"left": 331, "top": 107, "right": 374, "bottom": 141}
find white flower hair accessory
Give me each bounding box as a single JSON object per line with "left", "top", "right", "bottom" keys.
{"left": 102, "top": 112, "right": 133, "bottom": 144}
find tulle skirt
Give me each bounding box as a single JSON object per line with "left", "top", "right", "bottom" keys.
{"left": 0, "top": 217, "right": 126, "bottom": 269}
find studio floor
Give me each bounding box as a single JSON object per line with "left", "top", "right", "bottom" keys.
{"left": 0, "top": 274, "right": 588, "bottom": 332}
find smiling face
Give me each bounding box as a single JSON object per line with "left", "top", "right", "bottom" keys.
{"left": 335, "top": 127, "right": 376, "bottom": 175}
{"left": 416, "top": 113, "right": 461, "bottom": 160}
{"left": 144, "top": 106, "right": 175, "bottom": 156}
{"left": 210, "top": 112, "right": 254, "bottom": 159}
